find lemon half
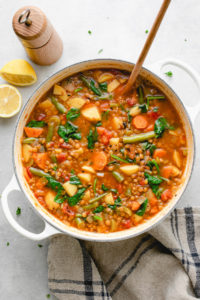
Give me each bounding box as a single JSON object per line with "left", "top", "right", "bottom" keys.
{"left": 0, "top": 84, "right": 22, "bottom": 118}
{"left": 0, "top": 59, "right": 37, "bottom": 86}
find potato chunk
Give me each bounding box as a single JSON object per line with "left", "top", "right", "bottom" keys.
{"left": 38, "top": 99, "right": 57, "bottom": 114}
{"left": 63, "top": 181, "right": 77, "bottom": 197}
{"left": 98, "top": 73, "right": 114, "bottom": 83}
{"left": 120, "top": 165, "right": 139, "bottom": 175}
{"left": 173, "top": 150, "right": 181, "bottom": 168}
{"left": 45, "top": 191, "right": 59, "bottom": 210}
{"left": 109, "top": 138, "right": 120, "bottom": 146}
{"left": 22, "top": 144, "right": 32, "bottom": 163}
{"left": 107, "top": 79, "right": 120, "bottom": 92}
{"left": 53, "top": 84, "right": 68, "bottom": 101}
{"left": 82, "top": 165, "right": 95, "bottom": 174}
{"left": 78, "top": 173, "right": 91, "bottom": 183}
{"left": 129, "top": 106, "right": 141, "bottom": 117}
{"left": 68, "top": 97, "right": 86, "bottom": 109}
{"left": 104, "top": 193, "right": 114, "bottom": 205}
{"left": 112, "top": 116, "right": 123, "bottom": 130}
{"left": 81, "top": 104, "right": 101, "bottom": 122}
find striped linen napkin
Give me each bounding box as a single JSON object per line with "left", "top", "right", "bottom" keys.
{"left": 48, "top": 207, "right": 200, "bottom": 300}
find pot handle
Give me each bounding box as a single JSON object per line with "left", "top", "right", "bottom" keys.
{"left": 148, "top": 58, "right": 200, "bottom": 124}
{"left": 1, "top": 175, "right": 60, "bottom": 240}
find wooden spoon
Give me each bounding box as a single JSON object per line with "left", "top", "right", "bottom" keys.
{"left": 122, "top": 0, "right": 171, "bottom": 95}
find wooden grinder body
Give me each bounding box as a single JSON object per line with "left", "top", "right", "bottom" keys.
{"left": 12, "top": 6, "right": 63, "bottom": 65}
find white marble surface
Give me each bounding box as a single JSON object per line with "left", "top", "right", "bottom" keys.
{"left": 0, "top": 0, "right": 200, "bottom": 299}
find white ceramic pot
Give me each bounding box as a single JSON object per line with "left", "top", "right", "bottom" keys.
{"left": 2, "top": 58, "right": 200, "bottom": 241}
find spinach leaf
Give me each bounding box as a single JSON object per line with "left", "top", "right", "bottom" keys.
{"left": 67, "top": 108, "right": 80, "bottom": 121}
{"left": 141, "top": 142, "right": 156, "bottom": 156}
{"left": 27, "top": 120, "right": 47, "bottom": 128}
{"left": 108, "top": 197, "right": 121, "bottom": 210}
{"left": 145, "top": 172, "right": 163, "bottom": 185}
{"left": 45, "top": 176, "right": 63, "bottom": 191}
{"left": 96, "top": 121, "right": 102, "bottom": 127}
{"left": 70, "top": 173, "right": 81, "bottom": 185}
{"left": 154, "top": 117, "right": 172, "bottom": 138}
{"left": 101, "top": 184, "right": 109, "bottom": 191}
{"left": 87, "top": 127, "right": 98, "bottom": 149}
{"left": 58, "top": 121, "right": 81, "bottom": 142}
{"left": 54, "top": 190, "right": 68, "bottom": 204}
{"left": 139, "top": 103, "right": 148, "bottom": 113}
{"left": 93, "top": 205, "right": 104, "bottom": 213}
{"left": 136, "top": 199, "right": 148, "bottom": 216}
{"left": 99, "top": 82, "right": 107, "bottom": 92}
{"left": 145, "top": 172, "right": 163, "bottom": 196}
{"left": 68, "top": 187, "right": 87, "bottom": 206}
{"left": 147, "top": 159, "right": 160, "bottom": 174}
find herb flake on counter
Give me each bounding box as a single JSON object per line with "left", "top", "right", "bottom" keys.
{"left": 38, "top": 244, "right": 43, "bottom": 248}
{"left": 145, "top": 29, "right": 149, "bottom": 34}
{"left": 88, "top": 30, "right": 92, "bottom": 35}
{"left": 165, "top": 71, "right": 173, "bottom": 77}
{"left": 16, "top": 207, "right": 21, "bottom": 216}
{"left": 98, "top": 49, "right": 103, "bottom": 54}
{"left": 7, "top": 242, "right": 10, "bottom": 246}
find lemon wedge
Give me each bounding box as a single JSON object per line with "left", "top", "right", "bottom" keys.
{"left": 0, "top": 59, "right": 37, "bottom": 86}
{"left": 0, "top": 84, "right": 22, "bottom": 118}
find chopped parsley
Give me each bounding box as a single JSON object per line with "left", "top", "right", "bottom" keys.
{"left": 38, "top": 244, "right": 43, "bottom": 248}
{"left": 16, "top": 207, "right": 21, "bottom": 216}
{"left": 7, "top": 242, "right": 10, "bottom": 246}
{"left": 165, "top": 71, "right": 173, "bottom": 77}
{"left": 88, "top": 30, "right": 92, "bottom": 35}
{"left": 145, "top": 29, "right": 149, "bottom": 34}
{"left": 98, "top": 49, "right": 103, "bottom": 54}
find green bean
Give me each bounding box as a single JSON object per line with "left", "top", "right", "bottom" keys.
{"left": 83, "top": 202, "right": 99, "bottom": 210}
{"left": 93, "top": 178, "right": 97, "bottom": 194}
{"left": 51, "top": 96, "right": 67, "bottom": 113}
{"left": 80, "top": 75, "right": 102, "bottom": 96}
{"left": 75, "top": 217, "right": 84, "bottom": 228}
{"left": 123, "top": 131, "right": 156, "bottom": 144}
{"left": 137, "top": 86, "right": 144, "bottom": 104}
{"left": 112, "top": 171, "right": 124, "bottom": 183}
{"left": 22, "top": 137, "right": 38, "bottom": 144}
{"left": 80, "top": 75, "right": 90, "bottom": 88}
{"left": 50, "top": 154, "right": 57, "bottom": 163}
{"left": 29, "top": 167, "right": 49, "bottom": 177}
{"left": 111, "top": 219, "right": 117, "bottom": 232}
{"left": 146, "top": 95, "right": 165, "bottom": 100}
{"left": 93, "top": 215, "right": 103, "bottom": 221}
{"left": 125, "top": 187, "right": 132, "bottom": 196}
{"left": 89, "top": 193, "right": 108, "bottom": 203}
{"left": 48, "top": 115, "right": 60, "bottom": 126}
{"left": 111, "top": 154, "right": 129, "bottom": 164}
{"left": 46, "top": 123, "right": 55, "bottom": 143}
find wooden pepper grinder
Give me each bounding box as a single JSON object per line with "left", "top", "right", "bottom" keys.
{"left": 12, "top": 6, "right": 63, "bottom": 65}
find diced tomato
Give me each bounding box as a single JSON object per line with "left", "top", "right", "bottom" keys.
{"left": 153, "top": 148, "right": 167, "bottom": 158}
{"left": 36, "top": 113, "right": 46, "bottom": 121}
{"left": 147, "top": 110, "right": 160, "bottom": 120}
{"left": 60, "top": 114, "right": 67, "bottom": 122}
{"left": 26, "top": 167, "right": 32, "bottom": 178}
{"left": 97, "top": 127, "right": 113, "bottom": 145}
{"left": 62, "top": 203, "right": 75, "bottom": 216}
{"left": 123, "top": 219, "right": 131, "bottom": 229}
{"left": 139, "top": 179, "right": 146, "bottom": 186}
{"left": 100, "top": 102, "right": 110, "bottom": 111}
{"left": 161, "top": 189, "right": 173, "bottom": 201}
{"left": 116, "top": 183, "right": 123, "bottom": 194}
{"left": 127, "top": 90, "right": 138, "bottom": 106}
{"left": 60, "top": 142, "right": 71, "bottom": 149}
{"left": 57, "top": 153, "right": 67, "bottom": 162}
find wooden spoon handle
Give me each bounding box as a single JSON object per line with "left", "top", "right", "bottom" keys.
{"left": 123, "top": 0, "right": 171, "bottom": 94}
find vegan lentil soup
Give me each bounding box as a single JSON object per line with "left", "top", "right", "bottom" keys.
{"left": 21, "top": 69, "right": 187, "bottom": 233}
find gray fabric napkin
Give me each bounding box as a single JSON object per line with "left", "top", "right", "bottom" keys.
{"left": 48, "top": 207, "right": 200, "bottom": 300}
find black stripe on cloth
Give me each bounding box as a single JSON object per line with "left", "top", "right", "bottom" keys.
{"left": 79, "top": 241, "right": 95, "bottom": 300}
{"left": 174, "top": 209, "right": 189, "bottom": 272}
{"left": 169, "top": 248, "right": 200, "bottom": 257}
{"left": 110, "top": 241, "right": 158, "bottom": 296}
{"left": 185, "top": 207, "right": 200, "bottom": 297}
{"left": 50, "top": 289, "right": 110, "bottom": 297}
{"left": 170, "top": 211, "right": 176, "bottom": 237}
{"left": 106, "top": 234, "right": 151, "bottom": 286}
{"left": 48, "top": 279, "right": 103, "bottom": 285}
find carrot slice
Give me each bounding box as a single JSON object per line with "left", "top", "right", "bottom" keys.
{"left": 132, "top": 115, "right": 148, "bottom": 129}
{"left": 153, "top": 148, "right": 167, "bottom": 158}
{"left": 131, "top": 201, "right": 141, "bottom": 211}
{"left": 92, "top": 151, "right": 107, "bottom": 170}
{"left": 161, "top": 189, "right": 173, "bottom": 201}
{"left": 33, "top": 153, "right": 49, "bottom": 170}
{"left": 24, "top": 127, "right": 44, "bottom": 137}
{"left": 161, "top": 166, "right": 173, "bottom": 178}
